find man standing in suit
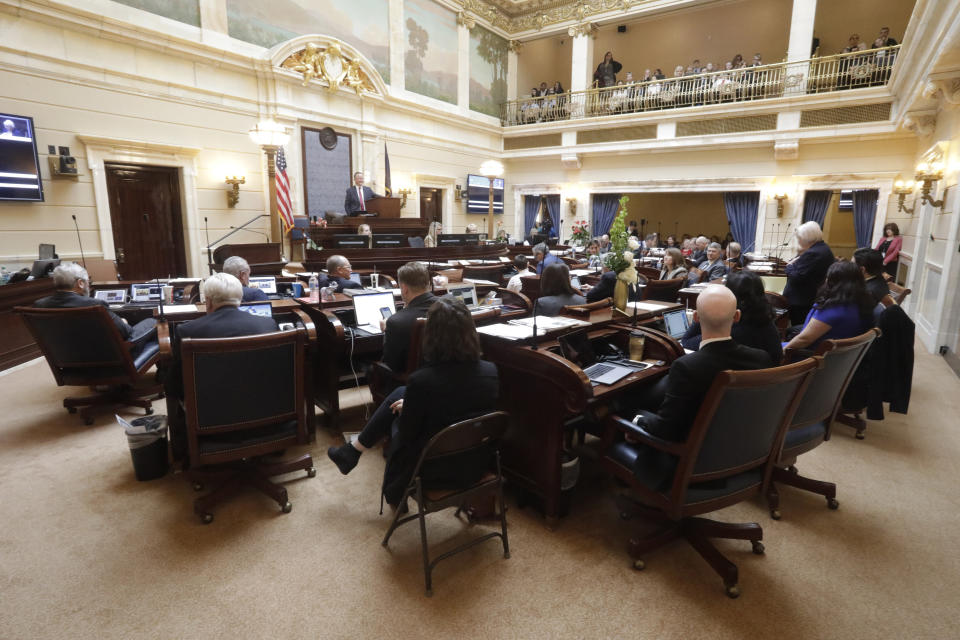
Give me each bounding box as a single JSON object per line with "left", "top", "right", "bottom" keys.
{"left": 627, "top": 285, "right": 772, "bottom": 488}
{"left": 381, "top": 262, "right": 436, "bottom": 373}
{"left": 316, "top": 255, "right": 362, "bottom": 293}
{"left": 784, "top": 221, "right": 835, "bottom": 325}
{"left": 344, "top": 171, "right": 380, "bottom": 216}
{"left": 222, "top": 256, "right": 268, "bottom": 303}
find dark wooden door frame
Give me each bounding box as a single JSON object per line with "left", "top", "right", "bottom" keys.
{"left": 419, "top": 187, "right": 443, "bottom": 227}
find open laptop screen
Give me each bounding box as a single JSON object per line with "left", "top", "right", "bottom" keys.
{"left": 247, "top": 276, "right": 277, "bottom": 295}
{"left": 662, "top": 309, "right": 690, "bottom": 339}
{"left": 353, "top": 291, "right": 396, "bottom": 330}
{"left": 130, "top": 283, "right": 161, "bottom": 302}
{"left": 558, "top": 329, "right": 598, "bottom": 368}
{"left": 446, "top": 283, "right": 478, "bottom": 308}
{"left": 238, "top": 301, "right": 272, "bottom": 318}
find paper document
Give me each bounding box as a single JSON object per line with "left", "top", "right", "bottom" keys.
{"left": 463, "top": 278, "right": 499, "bottom": 286}
{"left": 570, "top": 269, "right": 593, "bottom": 276}
{"left": 507, "top": 316, "right": 590, "bottom": 330}
{"left": 627, "top": 301, "right": 671, "bottom": 313}
{"left": 163, "top": 304, "right": 199, "bottom": 314}
{"left": 477, "top": 323, "right": 539, "bottom": 340}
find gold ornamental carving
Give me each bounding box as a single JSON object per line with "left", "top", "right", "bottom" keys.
{"left": 455, "top": 0, "right": 638, "bottom": 34}
{"left": 281, "top": 42, "right": 374, "bottom": 95}
{"left": 457, "top": 11, "right": 477, "bottom": 29}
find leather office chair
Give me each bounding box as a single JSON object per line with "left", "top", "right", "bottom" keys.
{"left": 498, "top": 287, "right": 532, "bottom": 313}
{"left": 462, "top": 264, "right": 506, "bottom": 282}
{"left": 637, "top": 266, "right": 661, "bottom": 281}
{"left": 642, "top": 277, "right": 684, "bottom": 302}
{"left": 408, "top": 236, "right": 426, "bottom": 248}
{"left": 382, "top": 411, "right": 510, "bottom": 596}
{"left": 16, "top": 305, "right": 161, "bottom": 424}
{"left": 764, "top": 291, "right": 790, "bottom": 339}
{"left": 179, "top": 329, "right": 315, "bottom": 523}
{"left": 771, "top": 329, "right": 878, "bottom": 518}
{"left": 602, "top": 358, "right": 818, "bottom": 597}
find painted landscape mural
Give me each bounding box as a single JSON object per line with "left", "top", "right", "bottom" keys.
{"left": 404, "top": 0, "right": 458, "bottom": 104}
{"left": 110, "top": 0, "right": 200, "bottom": 26}
{"left": 226, "top": 0, "right": 390, "bottom": 83}
{"left": 470, "top": 26, "right": 508, "bottom": 117}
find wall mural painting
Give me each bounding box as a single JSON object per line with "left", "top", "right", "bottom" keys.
{"left": 226, "top": 0, "right": 390, "bottom": 83}
{"left": 110, "top": 0, "right": 200, "bottom": 26}
{"left": 470, "top": 26, "right": 508, "bottom": 117}
{"left": 404, "top": 0, "right": 458, "bottom": 104}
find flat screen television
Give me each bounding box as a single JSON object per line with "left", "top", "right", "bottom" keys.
{"left": 0, "top": 113, "right": 44, "bottom": 202}
{"left": 466, "top": 174, "right": 504, "bottom": 214}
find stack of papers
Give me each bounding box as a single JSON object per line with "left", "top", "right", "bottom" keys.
{"left": 508, "top": 316, "right": 590, "bottom": 330}
{"left": 464, "top": 278, "right": 499, "bottom": 286}
{"left": 163, "top": 304, "right": 199, "bottom": 314}
{"left": 626, "top": 301, "right": 672, "bottom": 313}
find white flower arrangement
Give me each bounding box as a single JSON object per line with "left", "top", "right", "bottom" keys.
{"left": 627, "top": 236, "right": 640, "bottom": 251}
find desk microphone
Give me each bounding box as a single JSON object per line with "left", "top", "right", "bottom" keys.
{"left": 155, "top": 277, "right": 166, "bottom": 322}
{"left": 71, "top": 214, "right": 86, "bottom": 268}
{"left": 529, "top": 297, "right": 539, "bottom": 350}
{"left": 632, "top": 272, "right": 640, "bottom": 328}
{"left": 204, "top": 216, "right": 212, "bottom": 275}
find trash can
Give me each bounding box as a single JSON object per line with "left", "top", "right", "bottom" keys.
{"left": 122, "top": 415, "right": 169, "bottom": 481}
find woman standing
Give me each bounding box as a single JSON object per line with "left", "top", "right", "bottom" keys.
{"left": 593, "top": 51, "right": 622, "bottom": 88}
{"left": 875, "top": 222, "right": 901, "bottom": 279}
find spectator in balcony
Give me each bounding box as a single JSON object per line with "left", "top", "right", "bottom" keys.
{"left": 593, "top": 51, "right": 622, "bottom": 88}
{"left": 875, "top": 26, "right": 898, "bottom": 47}
{"left": 843, "top": 34, "right": 867, "bottom": 53}
{"left": 732, "top": 54, "right": 744, "bottom": 68}
{"left": 542, "top": 87, "right": 558, "bottom": 120}
{"left": 840, "top": 35, "right": 868, "bottom": 90}
{"left": 691, "top": 59, "right": 702, "bottom": 73}
{"left": 870, "top": 27, "right": 898, "bottom": 85}
{"left": 610, "top": 81, "right": 630, "bottom": 113}
{"left": 522, "top": 88, "right": 541, "bottom": 122}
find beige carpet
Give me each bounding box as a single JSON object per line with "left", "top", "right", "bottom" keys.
{"left": 1, "top": 346, "right": 957, "bottom": 640}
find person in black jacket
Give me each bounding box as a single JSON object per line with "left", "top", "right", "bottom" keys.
{"left": 628, "top": 285, "right": 772, "bottom": 489}
{"left": 327, "top": 296, "right": 499, "bottom": 507}
{"left": 593, "top": 51, "right": 622, "bottom": 87}
{"left": 680, "top": 270, "right": 783, "bottom": 364}
{"left": 536, "top": 263, "right": 585, "bottom": 316}
{"left": 585, "top": 268, "right": 646, "bottom": 304}
{"left": 222, "top": 255, "right": 268, "bottom": 302}
{"left": 316, "top": 255, "right": 363, "bottom": 293}
{"left": 344, "top": 171, "right": 380, "bottom": 215}
{"left": 853, "top": 248, "right": 893, "bottom": 306}
{"left": 380, "top": 262, "right": 436, "bottom": 372}
{"left": 784, "top": 220, "right": 835, "bottom": 325}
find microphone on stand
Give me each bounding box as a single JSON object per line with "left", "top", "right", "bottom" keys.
{"left": 230, "top": 226, "right": 271, "bottom": 243}
{"left": 529, "top": 297, "right": 539, "bottom": 350}
{"left": 631, "top": 272, "right": 641, "bottom": 328}
{"left": 71, "top": 214, "right": 87, "bottom": 269}
{"left": 205, "top": 216, "right": 212, "bottom": 275}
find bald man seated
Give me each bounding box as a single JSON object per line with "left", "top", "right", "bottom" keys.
{"left": 626, "top": 285, "right": 773, "bottom": 488}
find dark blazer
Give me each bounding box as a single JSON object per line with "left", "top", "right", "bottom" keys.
{"left": 784, "top": 240, "right": 835, "bottom": 321}
{"left": 690, "top": 249, "right": 707, "bottom": 264}
{"left": 688, "top": 259, "right": 728, "bottom": 284}
{"left": 382, "top": 360, "right": 499, "bottom": 505}
{"left": 631, "top": 339, "right": 772, "bottom": 489}
{"left": 316, "top": 275, "right": 362, "bottom": 293}
{"left": 537, "top": 293, "right": 585, "bottom": 317}
{"left": 680, "top": 319, "right": 783, "bottom": 364}
{"left": 34, "top": 290, "right": 131, "bottom": 339}
{"left": 843, "top": 304, "right": 913, "bottom": 420}
{"left": 381, "top": 292, "right": 437, "bottom": 372}
{"left": 241, "top": 285, "right": 268, "bottom": 302}
{"left": 535, "top": 251, "right": 562, "bottom": 275}
{"left": 344, "top": 185, "right": 379, "bottom": 214}
{"left": 164, "top": 305, "right": 277, "bottom": 399}
{"left": 585, "top": 270, "right": 643, "bottom": 304}
{"left": 864, "top": 276, "right": 890, "bottom": 305}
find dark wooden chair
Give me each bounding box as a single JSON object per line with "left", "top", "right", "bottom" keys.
{"left": 642, "top": 277, "right": 684, "bottom": 302}
{"left": 179, "top": 329, "right": 315, "bottom": 523}
{"left": 462, "top": 264, "right": 506, "bottom": 282}
{"left": 381, "top": 411, "right": 511, "bottom": 596}
{"left": 770, "top": 329, "right": 879, "bottom": 518}
{"left": 601, "top": 358, "right": 818, "bottom": 597}
{"left": 638, "top": 266, "right": 661, "bottom": 281}
{"left": 519, "top": 274, "right": 541, "bottom": 303}
{"left": 435, "top": 268, "right": 463, "bottom": 283}
{"left": 16, "top": 305, "right": 161, "bottom": 424}
{"left": 764, "top": 291, "right": 790, "bottom": 338}
{"left": 498, "top": 287, "right": 532, "bottom": 314}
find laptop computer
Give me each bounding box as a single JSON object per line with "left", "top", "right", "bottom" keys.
{"left": 129, "top": 283, "right": 162, "bottom": 303}
{"left": 248, "top": 276, "right": 277, "bottom": 296}
{"left": 662, "top": 309, "right": 690, "bottom": 340}
{"left": 94, "top": 289, "right": 127, "bottom": 304}
{"left": 558, "top": 329, "right": 649, "bottom": 385}
{"left": 351, "top": 291, "right": 396, "bottom": 335}
{"left": 446, "top": 282, "right": 480, "bottom": 310}
{"left": 238, "top": 300, "right": 273, "bottom": 318}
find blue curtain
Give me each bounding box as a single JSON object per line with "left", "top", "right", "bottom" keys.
{"left": 852, "top": 189, "right": 879, "bottom": 248}
{"left": 545, "top": 195, "right": 561, "bottom": 238}
{"left": 722, "top": 191, "right": 760, "bottom": 253}
{"left": 592, "top": 194, "right": 621, "bottom": 237}
{"left": 802, "top": 190, "right": 832, "bottom": 227}
{"left": 523, "top": 195, "right": 540, "bottom": 239}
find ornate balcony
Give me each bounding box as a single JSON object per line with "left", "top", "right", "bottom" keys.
{"left": 500, "top": 45, "right": 900, "bottom": 127}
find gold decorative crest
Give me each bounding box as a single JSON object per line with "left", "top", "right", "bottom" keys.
{"left": 281, "top": 42, "right": 374, "bottom": 94}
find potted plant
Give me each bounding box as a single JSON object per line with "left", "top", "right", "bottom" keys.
{"left": 603, "top": 195, "right": 640, "bottom": 310}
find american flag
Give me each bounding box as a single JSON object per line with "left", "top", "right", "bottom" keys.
{"left": 275, "top": 147, "right": 293, "bottom": 232}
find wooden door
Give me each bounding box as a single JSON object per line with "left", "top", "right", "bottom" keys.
{"left": 105, "top": 164, "right": 186, "bottom": 281}
{"left": 419, "top": 188, "right": 442, "bottom": 225}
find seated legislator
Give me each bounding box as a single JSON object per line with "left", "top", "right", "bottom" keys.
{"left": 533, "top": 242, "right": 562, "bottom": 275}
{"left": 221, "top": 255, "right": 268, "bottom": 303}
{"left": 506, "top": 255, "right": 533, "bottom": 293}
{"left": 327, "top": 296, "right": 499, "bottom": 507}
{"left": 853, "top": 248, "right": 894, "bottom": 306}
{"left": 785, "top": 260, "right": 876, "bottom": 352}
{"left": 659, "top": 247, "right": 688, "bottom": 281}
{"left": 690, "top": 236, "right": 709, "bottom": 264}
{"left": 316, "top": 255, "right": 363, "bottom": 293}
{"left": 586, "top": 267, "right": 646, "bottom": 304}
{"left": 585, "top": 240, "right": 604, "bottom": 269}
{"left": 344, "top": 171, "right": 380, "bottom": 216}
{"left": 380, "top": 262, "right": 437, "bottom": 372}
{"left": 34, "top": 262, "right": 156, "bottom": 354}
{"left": 627, "top": 285, "right": 772, "bottom": 489}
{"left": 725, "top": 241, "right": 744, "bottom": 269}
{"left": 686, "top": 242, "right": 728, "bottom": 284}
{"left": 537, "top": 263, "right": 586, "bottom": 316}
{"left": 680, "top": 270, "right": 783, "bottom": 364}
{"left": 784, "top": 221, "right": 835, "bottom": 325}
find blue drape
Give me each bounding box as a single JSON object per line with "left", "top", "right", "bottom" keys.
{"left": 802, "top": 190, "right": 832, "bottom": 227}
{"left": 852, "top": 189, "right": 878, "bottom": 248}
{"left": 523, "top": 195, "right": 540, "bottom": 239}
{"left": 545, "top": 195, "right": 561, "bottom": 237}
{"left": 722, "top": 191, "right": 760, "bottom": 253}
{"left": 592, "top": 194, "right": 621, "bottom": 237}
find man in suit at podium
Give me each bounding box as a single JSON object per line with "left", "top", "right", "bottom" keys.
{"left": 344, "top": 172, "right": 380, "bottom": 216}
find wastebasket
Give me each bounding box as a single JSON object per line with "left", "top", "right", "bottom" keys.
{"left": 122, "top": 415, "right": 169, "bottom": 481}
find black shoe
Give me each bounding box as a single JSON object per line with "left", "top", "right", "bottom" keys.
{"left": 327, "top": 443, "right": 361, "bottom": 475}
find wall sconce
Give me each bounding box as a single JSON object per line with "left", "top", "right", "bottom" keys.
{"left": 893, "top": 178, "right": 916, "bottom": 214}
{"left": 454, "top": 184, "right": 463, "bottom": 201}
{"left": 566, "top": 197, "right": 577, "bottom": 216}
{"left": 225, "top": 176, "right": 245, "bottom": 208}
{"left": 397, "top": 187, "right": 412, "bottom": 209}
{"left": 913, "top": 160, "right": 946, "bottom": 210}
{"left": 773, "top": 192, "right": 788, "bottom": 217}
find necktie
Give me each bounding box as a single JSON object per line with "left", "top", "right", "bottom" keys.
{"left": 358, "top": 187, "right": 365, "bottom": 211}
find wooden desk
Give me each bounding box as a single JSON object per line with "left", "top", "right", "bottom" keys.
{"left": 304, "top": 244, "right": 510, "bottom": 277}
{"left": 308, "top": 215, "right": 428, "bottom": 248}
{"left": 211, "top": 243, "right": 285, "bottom": 276}
{"left": 0, "top": 278, "right": 57, "bottom": 371}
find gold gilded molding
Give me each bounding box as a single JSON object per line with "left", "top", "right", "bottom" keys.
{"left": 508, "top": 39, "right": 523, "bottom": 53}
{"left": 455, "top": 0, "right": 638, "bottom": 34}
{"left": 281, "top": 42, "right": 376, "bottom": 95}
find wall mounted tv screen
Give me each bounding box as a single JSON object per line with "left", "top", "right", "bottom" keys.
{"left": 0, "top": 114, "right": 44, "bottom": 202}
{"left": 466, "top": 174, "right": 504, "bottom": 214}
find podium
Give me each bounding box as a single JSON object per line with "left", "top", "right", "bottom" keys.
{"left": 360, "top": 197, "right": 401, "bottom": 218}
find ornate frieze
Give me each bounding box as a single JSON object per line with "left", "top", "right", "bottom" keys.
{"left": 280, "top": 42, "right": 376, "bottom": 95}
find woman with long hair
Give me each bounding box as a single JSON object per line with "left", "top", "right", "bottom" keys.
{"left": 659, "top": 247, "right": 688, "bottom": 281}
{"left": 593, "top": 51, "right": 622, "bottom": 88}
{"left": 785, "top": 260, "right": 875, "bottom": 351}
{"left": 327, "top": 297, "right": 499, "bottom": 507}
{"left": 537, "top": 263, "right": 585, "bottom": 316}
{"left": 876, "top": 222, "right": 901, "bottom": 279}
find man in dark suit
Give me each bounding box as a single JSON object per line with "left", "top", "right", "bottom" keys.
{"left": 380, "top": 262, "right": 437, "bottom": 372}
{"left": 854, "top": 248, "right": 893, "bottom": 306}
{"left": 34, "top": 262, "right": 155, "bottom": 351}
{"left": 221, "top": 255, "right": 268, "bottom": 303}
{"left": 687, "top": 242, "right": 728, "bottom": 284}
{"left": 316, "top": 255, "right": 363, "bottom": 293}
{"left": 784, "top": 220, "right": 835, "bottom": 325}
{"left": 690, "top": 236, "right": 709, "bottom": 264}
{"left": 533, "top": 242, "right": 561, "bottom": 275}
{"left": 586, "top": 268, "right": 645, "bottom": 303}
{"left": 626, "top": 285, "right": 772, "bottom": 488}
{"left": 343, "top": 171, "right": 380, "bottom": 216}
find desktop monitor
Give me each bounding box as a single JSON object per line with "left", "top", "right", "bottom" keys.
{"left": 0, "top": 113, "right": 44, "bottom": 202}
{"left": 446, "top": 283, "right": 479, "bottom": 309}
{"left": 238, "top": 301, "right": 273, "bottom": 317}
{"left": 129, "top": 283, "right": 162, "bottom": 302}
{"left": 372, "top": 233, "right": 405, "bottom": 248}
{"left": 352, "top": 291, "right": 396, "bottom": 332}
{"left": 38, "top": 243, "right": 56, "bottom": 260}
{"left": 463, "top": 233, "right": 480, "bottom": 245}
{"left": 247, "top": 276, "right": 277, "bottom": 295}
{"left": 29, "top": 258, "right": 59, "bottom": 278}
{"left": 333, "top": 234, "right": 370, "bottom": 248}
{"left": 437, "top": 234, "right": 464, "bottom": 247}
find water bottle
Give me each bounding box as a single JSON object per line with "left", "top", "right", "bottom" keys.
{"left": 308, "top": 274, "right": 319, "bottom": 302}
{"left": 0, "top": 266, "right": 8, "bottom": 285}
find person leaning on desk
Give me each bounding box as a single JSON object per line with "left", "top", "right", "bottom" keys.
{"left": 316, "top": 255, "right": 362, "bottom": 293}
{"left": 221, "top": 255, "right": 267, "bottom": 303}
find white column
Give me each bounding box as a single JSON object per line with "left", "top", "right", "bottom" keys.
{"left": 199, "top": 0, "right": 229, "bottom": 46}
{"left": 784, "top": 0, "right": 817, "bottom": 95}
{"left": 389, "top": 0, "right": 404, "bottom": 90}
{"left": 507, "top": 48, "right": 518, "bottom": 101}
{"left": 458, "top": 24, "right": 471, "bottom": 110}
{"left": 570, "top": 33, "right": 594, "bottom": 93}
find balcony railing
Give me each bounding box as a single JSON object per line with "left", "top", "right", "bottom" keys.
{"left": 500, "top": 45, "right": 900, "bottom": 127}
